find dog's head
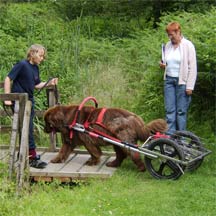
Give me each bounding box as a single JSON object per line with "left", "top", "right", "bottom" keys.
{"left": 44, "top": 104, "right": 95, "bottom": 134}
{"left": 43, "top": 106, "right": 67, "bottom": 133}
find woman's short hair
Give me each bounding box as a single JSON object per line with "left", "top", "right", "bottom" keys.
{"left": 26, "top": 44, "right": 46, "bottom": 61}
{"left": 166, "top": 22, "right": 181, "bottom": 33}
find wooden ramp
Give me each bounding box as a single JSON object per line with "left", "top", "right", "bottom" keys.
{"left": 30, "top": 150, "right": 117, "bottom": 182}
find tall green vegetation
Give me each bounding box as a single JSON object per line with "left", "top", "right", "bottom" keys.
{"left": 0, "top": 1, "right": 215, "bottom": 135}
{"left": 0, "top": 2, "right": 215, "bottom": 213}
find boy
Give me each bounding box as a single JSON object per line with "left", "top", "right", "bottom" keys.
{"left": 4, "top": 44, "right": 58, "bottom": 169}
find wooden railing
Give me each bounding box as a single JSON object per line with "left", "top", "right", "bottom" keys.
{"left": 0, "top": 83, "right": 58, "bottom": 149}
{"left": 0, "top": 82, "right": 58, "bottom": 193}
{"left": 0, "top": 92, "right": 31, "bottom": 193}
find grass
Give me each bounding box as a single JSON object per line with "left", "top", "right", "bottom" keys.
{"left": 0, "top": 139, "right": 215, "bottom": 216}
{"left": 0, "top": 62, "right": 215, "bottom": 215}
{"left": 0, "top": 101, "right": 215, "bottom": 216}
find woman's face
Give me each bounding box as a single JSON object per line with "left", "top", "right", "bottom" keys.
{"left": 167, "top": 30, "right": 181, "bottom": 45}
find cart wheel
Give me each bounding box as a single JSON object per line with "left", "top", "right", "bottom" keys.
{"left": 144, "top": 138, "right": 185, "bottom": 180}
{"left": 171, "top": 130, "right": 204, "bottom": 171}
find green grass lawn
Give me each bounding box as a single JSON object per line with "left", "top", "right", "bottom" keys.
{"left": 0, "top": 142, "right": 215, "bottom": 216}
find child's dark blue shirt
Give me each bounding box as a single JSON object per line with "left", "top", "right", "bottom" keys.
{"left": 8, "top": 60, "right": 41, "bottom": 102}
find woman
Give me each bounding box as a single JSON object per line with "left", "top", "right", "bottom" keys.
{"left": 160, "top": 22, "right": 197, "bottom": 134}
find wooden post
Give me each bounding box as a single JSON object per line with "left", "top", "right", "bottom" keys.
{"left": 8, "top": 100, "right": 19, "bottom": 180}
{"left": 16, "top": 100, "right": 32, "bottom": 194}
{"left": 46, "top": 86, "right": 57, "bottom": 108}
{"left": 18, "top": 94, "right": 28, "bottom": 147}
{"left": 46, "top": 87, "right": 57, "bottom": 151}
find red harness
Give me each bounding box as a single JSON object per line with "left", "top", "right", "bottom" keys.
{"left": 84, "top": 107, "right": 107, "bottom": 129}
{"left": 67, "top": 97, "right": 140, "bottom": 158}
{"left": 83, "top": 107, "right": 122, "bottom": 142}
{"left": 68, "top": 97, "right": 108, "bottom": 139}
{"left": 68, "top": 96, "right": 122, "bottom": 143}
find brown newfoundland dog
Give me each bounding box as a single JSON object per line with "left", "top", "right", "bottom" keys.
{"left": 44, "top": 105, "right": 167, "bottom": 171}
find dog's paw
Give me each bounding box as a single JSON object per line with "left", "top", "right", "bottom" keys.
{"left": 50, "top": 156, "right": 64, "bottom": 163}
{"left": 106, "top": 160, "right": 121, "bottom": 168}
{"left": 85, "top": 158, "right": 100, "bottom": 166}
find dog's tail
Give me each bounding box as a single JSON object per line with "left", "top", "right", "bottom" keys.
{"left": 146, "top": 118, "right": 168, "bottom": 134}
{"left": 134, "top": 117, "right": 168, "bottom": 142}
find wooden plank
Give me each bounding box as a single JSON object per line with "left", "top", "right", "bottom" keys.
{"left": 30, "top": 152, "right": 77, "bottom": 175}
{"left": 60, "top": 154, "right": 90, "bottom": 172}
{"left": 0, "top": 125, "right": 12, "bottom": 132}
{"left": 0, "top": 110, "right": 45, "bottom": 118}
{"left": 37, "top": 151, "right": 75, "bottom": 163}
{"left": 32, "top": 176, "right": 53, "bottom": 182}
{"left": 79, "top": 155, "right": 110, "bottom": 172}
{"left": 31, "top": 171, "right": 113, "bottom": 179}
{"left": 76, "top": 172, "right": 112, "bottom": 179}
{"left": 30, "top": 154, "right": 90, "bottom": 178}
{"left": 32, "top": 176, "right": 75, "bottom": 183}
{"left": 16, "top": 100, "right": 32, "bottom": 193}
{"left": 0, "top": 145, "right": 16, "bottom": 150}
{"left": 8, "top": 101, "right": 19, "bottom": 179}
{"left": 39, "top": 151, "right": 60, "bottom": 162}
{"left": 0, "top": 93, "right": 28, "bottom": 101}
{"left": 46, "top": 87, "right": 58, "bottom": 151}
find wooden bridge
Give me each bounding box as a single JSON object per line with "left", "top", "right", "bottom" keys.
{"left": 30, "top": 149, "right": 116, "bottom": 182}
{"left": 0, "top": 83, "right": 116, "bottom": 193}
{"left": 0, "top": 147, "right": 116, "bottom": 183}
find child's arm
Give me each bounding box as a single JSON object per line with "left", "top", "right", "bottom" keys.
{"left": 35, "top": 78, "right": 58, "bottom": 89}
{"left": 4, "top": 76, "right": 13, "bottom": 105}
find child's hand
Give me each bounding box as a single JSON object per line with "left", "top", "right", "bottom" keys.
{"left": 4, "top": 100, "right": 12, "bottom": 106}
{"left": 49, "top": 78, "right": 58, "bottom": 86}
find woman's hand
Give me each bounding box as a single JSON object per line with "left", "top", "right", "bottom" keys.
{"left": 186, "top": 89, "right": 193, "bottom": 95}
{"left": 159, "top": 61, "right": 166, "bottom": 69}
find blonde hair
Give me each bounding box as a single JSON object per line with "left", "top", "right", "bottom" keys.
{"left": 26, "top": 44, "right": 46, "bottom": 61}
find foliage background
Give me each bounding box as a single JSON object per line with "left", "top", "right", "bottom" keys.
{"left": 0, "top": 1, "right": 215, "bottom": 135}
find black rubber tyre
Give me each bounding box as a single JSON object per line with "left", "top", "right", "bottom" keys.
{"left": 170, "top": 130, "right": 204, "bottom": 171}
{"left": 144, "top": 138, "right": 185, "bottom": 180}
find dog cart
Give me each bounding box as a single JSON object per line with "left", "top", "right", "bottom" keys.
{"left": 69, "top": 97, "right": 212, "bottom": 180}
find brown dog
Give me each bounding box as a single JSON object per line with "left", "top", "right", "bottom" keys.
{"left": 44, "top": 105, "right": 167, "bottom": 171}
